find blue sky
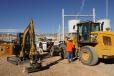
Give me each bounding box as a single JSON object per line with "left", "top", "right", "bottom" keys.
{"left": 0, "top": 0, "right": 114, "bottom": 33}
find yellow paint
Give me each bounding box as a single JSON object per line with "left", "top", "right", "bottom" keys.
{"left": 92, "top": 31, "right": 114, "bottom": 58}
{"left": 82, "top": 50, "right": 90, "bottom": 61}
{"left": 0, "top": 43, "right": 14, "bottom": 57}
{"left": 69, "top": 31, "right": 114, "bottom": 59}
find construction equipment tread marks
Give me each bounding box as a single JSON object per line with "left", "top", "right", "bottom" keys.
{"left": 79, "top": 46, "right": 98, "bottom": 65}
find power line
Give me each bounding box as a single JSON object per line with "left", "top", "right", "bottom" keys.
{"left": 77, "top": 0, "right": 86, "bottom": 17}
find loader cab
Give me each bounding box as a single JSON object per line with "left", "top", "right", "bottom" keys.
{"left": 77, "top": 21, "right": 101, "bottom": 46}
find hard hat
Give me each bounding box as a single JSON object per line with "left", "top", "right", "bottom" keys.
{"left": 68, "top": 38, "right": 72, "bottom": 41}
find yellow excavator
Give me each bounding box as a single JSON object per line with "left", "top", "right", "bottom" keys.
{"left": 7, "top": 20, "right": 42, "bottom": 73}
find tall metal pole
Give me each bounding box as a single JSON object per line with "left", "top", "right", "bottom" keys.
{"left": 62, "top": 9, "right": 64, "bottom": 41}
{"left": 93, "top": 8, "right": 96, "bottom": 22}
{"left": 58, "top": 24, "right": 61, "bottom": 41}
{"left": 106, "top": 0, "right": 108, "bottom": 18}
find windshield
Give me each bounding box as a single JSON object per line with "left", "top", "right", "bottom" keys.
{"left": 77, "top": 22, "right": 100, "bottom": 42}
{"left": 78, "top": 23, "right": 100, "bottom": 33}
{"left": 91, "top": 23, "right": 100, "bottom": 32}
{"left": 78, "top": 24, "right": 89, "bottom": 34}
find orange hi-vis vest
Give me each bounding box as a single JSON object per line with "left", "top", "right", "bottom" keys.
{"left": 66, "top": 41, "right": 73, "bottom": 52}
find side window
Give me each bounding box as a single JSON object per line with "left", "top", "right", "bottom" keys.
{"left": 103, "top": 36, "right": 111, "bottom": 46}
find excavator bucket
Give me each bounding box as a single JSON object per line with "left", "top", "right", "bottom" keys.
{"left": 25, "top": 62, "right": 42, "bottom": 73}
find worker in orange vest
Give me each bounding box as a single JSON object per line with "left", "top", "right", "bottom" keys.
{"left": 66, "top": 38, "right": 74, "bottom": 63}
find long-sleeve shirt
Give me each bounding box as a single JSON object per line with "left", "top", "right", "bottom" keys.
{"left": 66, "top": 41, "right": 74, "bottom": 52}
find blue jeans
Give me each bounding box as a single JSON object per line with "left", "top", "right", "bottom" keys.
{"left": 67, "top": 52, "right": 73, "bottom": 62}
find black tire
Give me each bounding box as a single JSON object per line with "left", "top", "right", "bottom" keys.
{"left": 79, "top": 46, "right": 98, "bottom": 66}
{"left": 59, "top": 43, "right": 67, "bottom": 59}
{"left": 59, "top": 49, "right": 64, "bottom": 59}
{"left": 50, "top": 46, "right": 54, "bottom": 57}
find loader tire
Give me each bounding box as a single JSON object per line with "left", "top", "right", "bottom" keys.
{"left": 50, "top": 46, "right": 54, "bottom": 57}
{"left": 59, "top": 43, "right": 67, "bottom": 59}
{"left": 79, "top": 46, "right": 98, "bottom": 66}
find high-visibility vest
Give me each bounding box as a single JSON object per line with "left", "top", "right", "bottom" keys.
{"left": 66, "top": 41, "right": 73, "bottom": 52}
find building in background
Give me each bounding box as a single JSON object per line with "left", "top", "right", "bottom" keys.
{"left": 0, "top": 34, "right": 16, "bottom": 42}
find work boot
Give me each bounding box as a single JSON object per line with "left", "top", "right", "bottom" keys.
{"left": 68, "top": 60, "right": 71, "bottom": 63}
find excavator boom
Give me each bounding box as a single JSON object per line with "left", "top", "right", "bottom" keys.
{"left": 19, "top": 20, "right": 36, "bottom": 59}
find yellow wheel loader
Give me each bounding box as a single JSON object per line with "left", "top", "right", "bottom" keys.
{"left": 60, "top": 21, "right": 114, "bottom": 65}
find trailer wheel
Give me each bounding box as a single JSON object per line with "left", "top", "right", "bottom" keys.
{"left": 79, "top": 46, "right": 98, "bottom": 65}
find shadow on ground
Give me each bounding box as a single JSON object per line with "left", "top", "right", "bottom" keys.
{"left": 40, "top": 58, "right": 63, "bottom": 71}
{"left": 26, "top": 58, "right": 63, "bottom": 73}
{"left": 99, "top": 58, "right": 114, "bottom": 64}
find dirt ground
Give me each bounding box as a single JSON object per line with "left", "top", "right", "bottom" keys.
{"left": 0, "top": 55, "right": 114, "bottom": 76}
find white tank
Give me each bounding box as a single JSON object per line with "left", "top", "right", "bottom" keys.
{"left": 97, "top": 19, "right": 111, "bottom": 31}
{"left": 68, "top": 20, "right": 80, "bottom": 33}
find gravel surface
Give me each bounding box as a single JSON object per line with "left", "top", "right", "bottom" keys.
{"left": 0, "top": 56, "right": 114, "bottom": 76}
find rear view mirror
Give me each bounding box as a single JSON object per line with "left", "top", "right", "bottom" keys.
{"left": 101, "top": 22, "right": 104, "bottom": 31}
{"left": 73, "top": 25, "right": 75, "bottom": 29}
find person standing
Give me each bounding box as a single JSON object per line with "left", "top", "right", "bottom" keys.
{"left": 66, "top": 39, "right": 74, "bottom": 63}
{"left": 38, "top": 42, "right": 43, "bottom": 54}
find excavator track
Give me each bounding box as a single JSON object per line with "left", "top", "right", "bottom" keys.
{"left": 7, "top": 56, "right": 21, "bottom": 65}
